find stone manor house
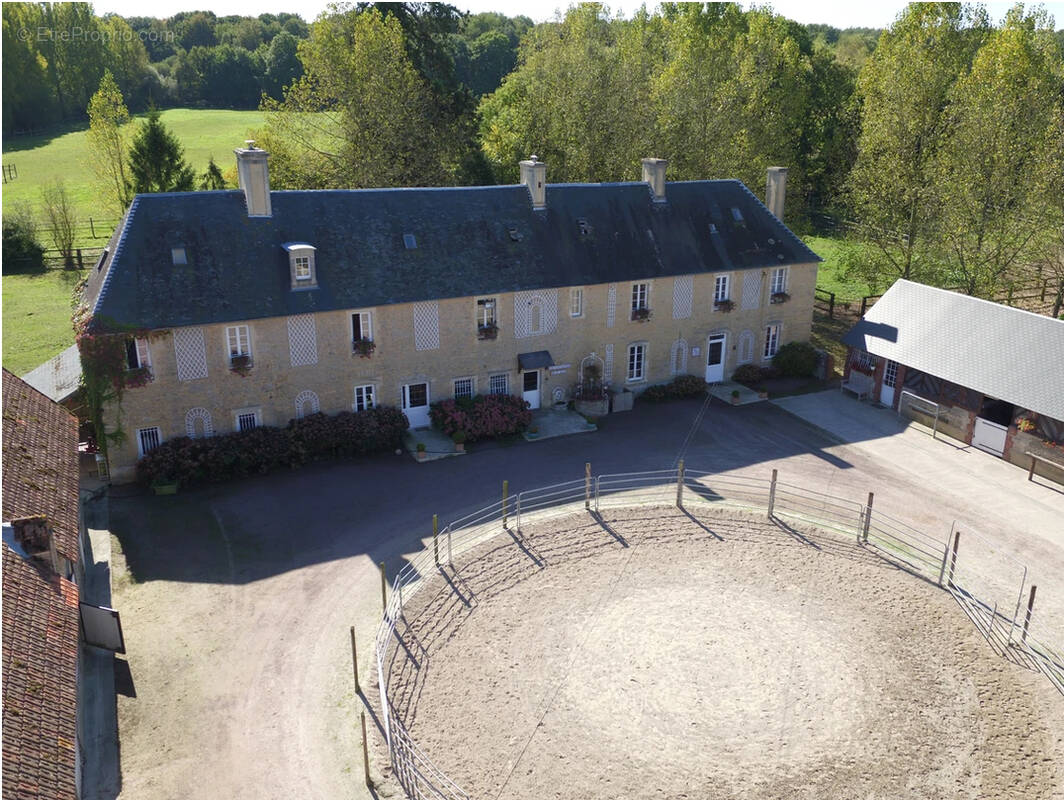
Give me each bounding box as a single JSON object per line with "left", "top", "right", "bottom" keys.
{"left": 84, "top": 147, "right": 821, "bottom": 482}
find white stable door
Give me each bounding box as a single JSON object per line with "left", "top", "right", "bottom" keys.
{"left": 880, "top": 360, "right": 898, "bottom": 407}
{"left": 705, "top": 334, "right": 726, "bottom": 383}
{"left": 522, "top": 370, "right": 540, "bottom": 410}
{"left": 402, "top": 382, "right": 430, "bottom": 428}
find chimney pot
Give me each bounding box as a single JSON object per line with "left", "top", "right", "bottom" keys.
{"left": 765, "top": 166, "right": 788, "bottom": 221}
{"left": 235, "top": 144, "right": 272, "bottom": 218}
{"left": 642, "top": 158, "right": 667, "bottom": 203}
{"left": 519, "top": 155, "right": 547, "bottom": 210}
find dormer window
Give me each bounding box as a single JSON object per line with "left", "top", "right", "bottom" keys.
{"left": 171, "top": 247, "right": 187, "bottom": 265}
{"left": 283, "top": 242, "right": 317, "bottom": 290}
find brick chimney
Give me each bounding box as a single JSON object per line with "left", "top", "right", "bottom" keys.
{"left": 234, "top": 140, "right": 272, "bottom": 218}
{"left": 519, "top": 155, "right": 547, "bottom": 210}
{"left": 642, "top": 158, "right": 667, "bottom": 203}
{"left": 765, "top": 166, "right": 788, "bottom": 221}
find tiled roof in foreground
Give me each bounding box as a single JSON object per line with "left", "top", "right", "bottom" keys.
{"left": 1, "top": 544, "right": 79, "bottom": 800}
{"left": 2, "top": 369, "right": 80, "bottom": 564}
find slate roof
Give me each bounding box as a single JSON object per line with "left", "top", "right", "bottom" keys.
{"left": 85, "top": 179, "right": 820, "bottom": 330}
{"left": 20, "top": 345, "right": 82, "bottom": 404}
{"left": 2, "top": 370, "right": 81, "bottom": 563}
{"left": 842, "top": 280, "right": 1064, "bottom": 421}
{"left": 1, "top": 543, "right": 80, "bottom": 800}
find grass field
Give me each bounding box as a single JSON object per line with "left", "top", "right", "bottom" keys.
{"left": 2, "top": 108, "right": 265, "bottom": 240}
{"left": 2, "top": 269, "right": 85, "bottom": 376}
{"left": 804, "top": 235, "right": 876, "bottom": 303}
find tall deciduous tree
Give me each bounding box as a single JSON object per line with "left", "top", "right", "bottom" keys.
{"left": 933, "top": 6, "right": 1063, "bottom": 298}
{"left": 846, "top": 3, "right": 988, "bottom": 287}
{"left": 87, "top": 70, "right": 133, "bottom": 214}
{"left": 39, "top": 180, "right": 78, "bottom": 266}
{"left": 127, "top": 109, "right": 196, "bottom": 194}
{"left": 259, "top": 8, "right": 452, "bottom": 189}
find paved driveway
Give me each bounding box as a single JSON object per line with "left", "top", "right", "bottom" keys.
{"left": 106, "top": 394, "right": 1064, "bottom": 800}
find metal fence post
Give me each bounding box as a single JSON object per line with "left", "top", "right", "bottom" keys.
{"left": 502, "top": 480, "right": 509, "bottom": 528}
{"left": 432, "top": 514, "right": 439, "bottom": 567}
{"left": 350, "top": 625, "right": 360, "bottom": 694}
{"left": 1021, "top": 585, "right": 1037, "bottom": 644}
{"left": 585, "top": 462, "right": 592, "bottom": 510}
{"left": 361, "top": 710, "right": 372, "bottom": 788}
{"left": 947, "top": 529, "right": 960, "bottom": 588}
{"left": 675, "top": 459, "right": 685, "bottom": 508}
{"left": 379, "top": 561, "right": 387, "bottom": 613}
{"left": 768, "top": 469, "right": 778, "bottom": 519}
{"left": 862, "top": 492, "right": 874, "bottom": 543}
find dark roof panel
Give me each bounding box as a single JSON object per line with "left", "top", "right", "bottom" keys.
{"left": 88, "top": 180, "right": 820, "bottom": 330}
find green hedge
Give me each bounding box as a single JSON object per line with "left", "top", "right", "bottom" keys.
{"left": 639, "top": 374, "right": 707, "bottom": 402}
{"left": 136, "top": 406, "right": 409, "bottom": 487}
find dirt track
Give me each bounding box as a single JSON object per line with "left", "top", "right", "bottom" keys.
{"left": 383, "top": 507, "right": 1064, "bottom": 800}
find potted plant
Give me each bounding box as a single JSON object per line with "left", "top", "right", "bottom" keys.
{"left": 124, "top": 365, "right": 154, "bottom": 388}
{"left": 230, "top": 354, "right": 253, "bottom": 375}
{"left": 731, "top": 389, "right": 741, "bottom": 405}
{"left": 714, "top": 299, "right": 735, "bottom": 313}
{"left": 452, "top": 431, "right": 467, "bottom": 452}
{"left": 477, "top": 322, "right": 499, "bottom": 340}
{"left": 631, "top": 307, "right": 652, "bottom": 322}
{"left": 416, "top": 442, "right": 426, "bottom": 460}
{"left": 757, "top": 388, "right": 769, "bottom": 400}
{"left": 770, "top": 291, "right": 791, "bottom": 304}
{"left": 352, "top": 338, "right": 376, "bottom": 358}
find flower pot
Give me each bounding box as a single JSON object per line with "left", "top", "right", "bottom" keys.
{"left": 416, "top": 451, "right": 426, "bottom": 461}
{"left": 455, "top": 442, "right": 465, "bottom": 452}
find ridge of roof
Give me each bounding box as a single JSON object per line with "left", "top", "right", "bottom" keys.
{"left": 893, "top": 279, "right": 1064, "bottom": 325}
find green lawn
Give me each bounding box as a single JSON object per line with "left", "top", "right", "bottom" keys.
{"left": 2, "top": 269, "right": 86, "bottom": 375}
{"left": 2, "top": 108, "right": 265, "bottom": 245}
{"left": 804, "top": 235, "right": 877, "bottom": 304}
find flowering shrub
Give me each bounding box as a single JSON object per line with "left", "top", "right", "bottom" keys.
{"left": 136, "top": 406, "right": 408, "bottom": 486}
{"left": 1016, "top": 418, "right": 1036, "bottom": 433}
{"left": 429, "top": 394, "right": 532, "bottom": 442}
{"left": 640, "top": 374, "right": 707, "bottom": 402}
{"left": 353, "top": 339, "right": 376, "bottom": 358}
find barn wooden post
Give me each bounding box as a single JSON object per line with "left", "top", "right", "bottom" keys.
{"left": 350, "top": 626, "right": 360, "bottom": 694}
{"left": 675, "top": 459, "right": 685, "bottom": 508}
{"left": 432, "top": 514, "right": 439, "bottom": 567}
{"left": 361, "top": 710, "right": 372, "bottom": 788}
{"left": 1021, "top": 585, "right": 1037, "bottom": 644}
{"left": 768, "top": 469, "right": 778, "bottom": 518}
{"left": 862, "top": 492, "right": 874, "bottom": 543}
{"left": 947, "top": 530, "right": 960, "bottom": 588}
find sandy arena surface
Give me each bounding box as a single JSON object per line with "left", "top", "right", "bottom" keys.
{"left": 380, "top": 506, "right": 1064, "bottom": 800}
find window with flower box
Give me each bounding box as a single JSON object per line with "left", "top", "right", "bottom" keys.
{"left": 477, "top": 298, "right": 498, "bottom": 339}
{"left": 631, "top": 283, "right": 650, "bottom": 320}
{"left": 226, "top": 325, "right": 251, "bottom": 369}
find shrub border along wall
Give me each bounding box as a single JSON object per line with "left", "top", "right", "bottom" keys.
{"left": 136, "top": 406, "right": 409, "bottom": 487}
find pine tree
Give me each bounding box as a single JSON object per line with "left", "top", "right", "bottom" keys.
{"left": 199, "top": 157, "right": 226, "bottom": 190}
{"left": 127, "top": 109, "right": 196, "bottom": 194}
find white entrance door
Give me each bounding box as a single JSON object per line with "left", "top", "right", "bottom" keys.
{"left": 522, "top": 370, "right": 540, "bottom": 410}
{"left": 402, "top": 382, "right": 430, "bottom": 428}
{"left": 880, "top": 359, "right": 898, "bottom": 407}
{"left": 705, "top": 334, "right": 726, "bottom": 383}
{"left": 972, "top": 417, "right": 1008, "bottom": 457}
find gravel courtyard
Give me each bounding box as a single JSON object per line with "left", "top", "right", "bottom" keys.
{"left": 382, "top": 506, "right": 1064, "bottom": 800}
{"left": 105, "top": 398, "right": 1064, "bottom": 800}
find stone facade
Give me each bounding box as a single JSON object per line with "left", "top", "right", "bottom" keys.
{"left": 107, "top": 264, "right": 817, "bottom": 481}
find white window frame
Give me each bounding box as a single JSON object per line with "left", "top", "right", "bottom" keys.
{"left": 453, "top": 377, "right": 474, "bottom": 400}
{"left": 631, "top": 282, "right": 649, "bottom": 312}
{"left": 627, "top": 342, "right": 647, "bottom": 383}
{"left": 235, "top": 409, "right": 261, "bottom": 432}
{"left": 569, "top": 287, "right": 584, "bottom": 318}
{"left": 477, "top": 297, "right": 497, "bottom": 328}
{"left": 763, "top": 323, "right": 781, "bottom": 360}
{"left": 171, "top": 247, "right": 187, "bottom": 265}
{"left": 294, "top": 255, "right": 311, "bottom": 280}
{"left": 771, "top": 267, "right": 788, "bottom": 295}
{"left": 488, "top": 373, "right": 509, "bottom": 395}
{"left": 126, "top": 337, "right": 151, "bottom": 370}
{"left": 351, "top": 311, "right": 373, "bottom": 344}
{"left": 353, "top": 384, "right": 376, "bottom": 412}
{"left": 714, "top": 274, "right": 730, "bottom": 304}
{"left": 136, "top": 426, "right": 162, "bottom": 458}
{"left": 226, "top": 325, "right": 251, "bottom": 360}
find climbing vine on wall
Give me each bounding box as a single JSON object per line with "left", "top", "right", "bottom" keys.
{"left": 73, "top": 304, "right": 170, "bottom": 466}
